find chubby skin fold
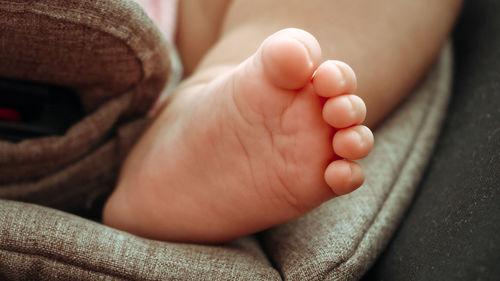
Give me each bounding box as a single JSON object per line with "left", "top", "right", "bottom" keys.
{"left": 103, "top": 29, "right": 374, "bottom": 243}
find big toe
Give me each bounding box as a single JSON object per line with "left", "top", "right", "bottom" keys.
{"left": 259, "top": 28, "right": 322, "bottom": 90}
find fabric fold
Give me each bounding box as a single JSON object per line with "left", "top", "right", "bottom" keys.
{"left": 261, "top": 43, "right": 453, "bottom": 281}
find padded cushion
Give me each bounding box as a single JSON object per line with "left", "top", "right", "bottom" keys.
{"left": 363, "top": 1, "right": 500, "bottom": 279}
{"left": 0, "top": 44, "right": 453, "bottom": 280}
{"left": 0, "top": 0, "right": 173, "bottom": 216}
{"left": 0, "top": 199, "right": 281, "bottom": 280}
{"left": 262, "top": 44, "right": 453, "bottom": 280}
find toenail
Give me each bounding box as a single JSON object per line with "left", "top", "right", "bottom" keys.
{"left": 352, "top": 128, "right": 363, "bottom": 144}
{"left": 329, "top": 61, "right": 346, "bottom": 85}
{"left": 354, "top": 126, "right": 374, "bottom": 148}
{"left": 344, "top": 96, "right": 356, "bottom": 119}
{"left": 331, "top": 62, "right": 346, "bottom": 88}
{"left": 262, "top": 35, "right": 317, "bottom": 89}
{"left": 333, "top": 61, "right": 356, "bottom": 93}
{"left": 334, "top": 125, "right": 373, "bottom": 159}
{"left": 293, "top": 39, "right": 314, "bottom": 65}
{"left": 314, "top": 61, "right": 349, "bottom": 97}
{"left": 268, "top": 36, "right": 312, "bottom": 64}
{"left": 349, "top": 163, "right": 365, "bottom": 189}
{"left": 347, "top": 95, "right": 367, "bottom": 123}
{"left": 340, "top": 96, "right": 357, "bottom": 122}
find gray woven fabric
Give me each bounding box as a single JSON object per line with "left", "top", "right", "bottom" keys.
{"left": 0, "top": 0, "right": 172, "bottom": 215}
{"left": 0, "top": 44, "right": 453, "bottom": 280}
{"left": 0, "top": 0, "right": 453, "bottom": 278}
{"left": 262, "top": 44, "right": 453, "bottom": 281}
{"left": 0, "top": 199, "right": 281, "bottom": 281}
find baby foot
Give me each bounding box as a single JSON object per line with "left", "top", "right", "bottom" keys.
{"left": 103, "top": 28, "right": 374, "bottom": 243}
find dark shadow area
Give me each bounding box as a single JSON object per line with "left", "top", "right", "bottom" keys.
{"left": 362, "top": 0, "right": 500, "bottom": 280}
{"left": 0, "top": 78, "right": 84, "bottom": 142}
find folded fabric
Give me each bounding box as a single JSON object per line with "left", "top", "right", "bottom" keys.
{"left": 262, "top": 43, "right": 453, "bottom": 280}
{"left": 0, "top": 199, "right": 281, "bottom": 280}
{"left": 0, "top": 0, "right": 453, "bottom": 279}
{"left": 0, "top": 38, "right": 453, "bottom": 280}
{"left": 0, "top": 0, "right": 174, "bottom": 216}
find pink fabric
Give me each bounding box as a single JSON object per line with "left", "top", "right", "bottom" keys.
{"left": 134, "top": 0, "right": 178, "bottom": 41}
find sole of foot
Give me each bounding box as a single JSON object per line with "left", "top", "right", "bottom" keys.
{"left": 103, "top": 28, "right": 374, "bottom": 243}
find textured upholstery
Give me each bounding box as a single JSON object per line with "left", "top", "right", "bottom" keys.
{"left": 0, "top": 0, "right": 172, "bottom": 216}
{"left": 0, "top": 199, "right": 281, "bottom": 280}
{"left": 0, "top": 0, "right": 453, "bottom": 280}
{"left": 262, "top": 44, "right": 453, "bottom": 281}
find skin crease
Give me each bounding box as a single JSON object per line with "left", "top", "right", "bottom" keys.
{"left": 102, "top": 0, "right": 463, "bottom": 243}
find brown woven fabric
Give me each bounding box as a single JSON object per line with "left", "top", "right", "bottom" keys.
{"left": 0, "top": 0, "right": 170, "bottom": 112}
{"left": 0, "top": 0, "right": 172, "bottom": 214}
{"left": 0, "top": 0, "right": 454, "bottom": 279}
{"left": 261, "top": 44, "right": 453, "bottom": 281}
{"left": 0, "top": 199, "right": 281, "bottom": 281}
{"left": 0, "top": 93, "right": 133, "bottom": 183}
{"left": 0, "top": 43, "right": 453, "bottom": 280}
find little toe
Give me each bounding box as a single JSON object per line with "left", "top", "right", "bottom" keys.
{"left": 323, "top": 94, "right": 367, "bottom": 128}
{"left": 260, "top": 28, "right": 322, "bottom": 90}
{"left": 333, "top": 125, "right": 374, "bottom": 160}
{"left": 313, "top": 60, "right": 357, "bottom": 98}
{"left": 324, "top": 160, "right": 365, "bottom": 196}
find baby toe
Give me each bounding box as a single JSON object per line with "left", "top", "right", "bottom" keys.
{"left": 332, "top": 125, "right": 373, "bottom": 160}
{"left": 323, "top": 94, "right": 366, "bottom": 128}
{"left": 324, "top": 159, "right": 365, "bottom": 196}
{"left": 313, "top": 60, "right": 357, "bottom": 98}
